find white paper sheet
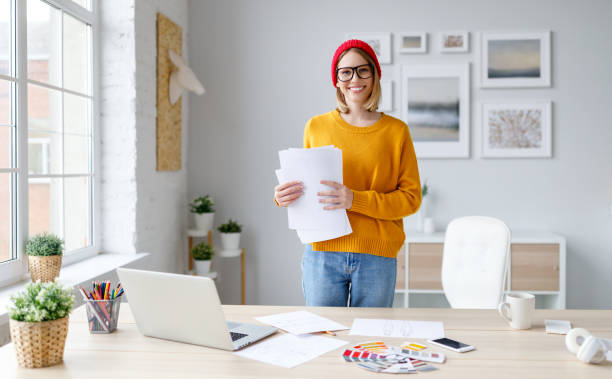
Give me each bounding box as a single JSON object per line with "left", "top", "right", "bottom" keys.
{"left": 349, "top": 319, "right": 445, "bottom": 339}
{"left": 255, "top": 310, "right": 348, "bottom": 335}
{"left": 233, "top": 333, "right": 348, "bottom": 368}
{"left": 275, "top": 146, "right": 352, "bottom": 243}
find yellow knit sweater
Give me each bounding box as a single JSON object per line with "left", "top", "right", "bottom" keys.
{"left": 304, "top": 110, "right": 421, "bottom": 258}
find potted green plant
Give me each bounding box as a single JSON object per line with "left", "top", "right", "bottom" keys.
{"left": 190, "top": 195, "right": 215, "bottom": 231}
{"left": 191, "top": 242, "right": 214, "bottom": 274}
{"left": 416, "top": 180, "right": 429, "bottom": 232}
{"left": 8, "top": 281, "right": 75, "bottom": 368}
{"left": 25, "top": 233, "right": 64, "bottom": 282}
{"left": 218, "top": 219, "right": 242, "bottom": 251}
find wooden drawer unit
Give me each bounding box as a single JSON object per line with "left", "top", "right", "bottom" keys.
{"left": 408, "top": 243, "right": 443, "bottom": 290}
{"left": 395, "top": 245, "right": 406, "bottom": 289}
{"left": 510, "top": 243, "right": 560, "bottom": 291}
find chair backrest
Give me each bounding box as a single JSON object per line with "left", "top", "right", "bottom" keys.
{"left": 441, "top": 216, "right": 511, "bottom": 309}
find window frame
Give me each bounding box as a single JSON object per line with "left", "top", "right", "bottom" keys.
{"left": 0, "top": 0, "right": 99, "bottom": 287}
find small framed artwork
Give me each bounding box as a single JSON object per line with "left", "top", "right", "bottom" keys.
{"left": 401, "top": 63, "right": 470, "bottom": 158}
{"left": 440, "top": 31, "right": 469, "bottom": 53}
{"left": 481, "top": 101, "right": 552, "bottom": 158}
{"left": 346, "top": 32, "right": 392, "bottom": 64}
{"left": 480, "top": 31, "right": 551, "bottom": 87}
{"left": 379, "top": 80, "right": 393, "bottom": 112}
{"left": 398, "top": 32, "right": 427, "bottom": 53}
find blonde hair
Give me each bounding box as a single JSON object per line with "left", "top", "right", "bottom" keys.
{"left": 335, "top": 48, "right": 381, "bottom": 114}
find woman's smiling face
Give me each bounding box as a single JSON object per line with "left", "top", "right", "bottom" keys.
{"left": 335, "top": 50, "right": 373, "bottom": 106}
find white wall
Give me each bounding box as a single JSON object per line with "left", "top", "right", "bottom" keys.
{"left": 101, "top": 0, "right": 190, "bottom": 273}
{"left": 187, "top": 0, "right": 612, "bottom": 308}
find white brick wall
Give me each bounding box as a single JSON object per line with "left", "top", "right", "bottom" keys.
{"left": 100, "top": 0, "right": 190, "bottom": 273}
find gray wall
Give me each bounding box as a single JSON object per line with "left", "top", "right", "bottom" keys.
{"left": 187, "top": 0, "right": 612, "bottom": 308}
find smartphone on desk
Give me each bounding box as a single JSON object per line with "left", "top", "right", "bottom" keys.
{"left": 427, "top": 337, "right": 475, "bottom": 353}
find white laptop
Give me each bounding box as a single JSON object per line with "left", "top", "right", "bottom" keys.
{"left": 116, "top": 267, "right": 277, "bottom": 351}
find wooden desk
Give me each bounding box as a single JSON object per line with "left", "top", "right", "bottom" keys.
{"left": 1, "top": 304, "right": 611, "bottom": 378}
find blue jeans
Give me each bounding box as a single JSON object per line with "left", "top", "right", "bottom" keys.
{"left": 301, "top": 244, "right": 397, "bottom": 307}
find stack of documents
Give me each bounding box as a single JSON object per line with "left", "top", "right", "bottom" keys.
{"left": 276, "top": 146, "right": 352, "bottom": 243}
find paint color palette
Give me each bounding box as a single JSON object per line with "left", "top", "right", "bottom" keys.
{"left": 401, "top": 342, "right": 426, "bottom": 351}
{"left": 353, "top": 341, "right": 389, "bottom": 353}
{"left": 342, "top": 349, "right": 390, "bottom": 362}
{"left": 401, "top": 348, "right": 446, "bottom": 363}
{"left": 410, "top": 358, "right": 438, "bottom": 372}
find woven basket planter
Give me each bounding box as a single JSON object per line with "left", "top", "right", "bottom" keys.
{"left": 9, "top": 316, "right": 69, "bottom": 368}
{"left": 28, "top": 255, "right": 62, "bottom": 282}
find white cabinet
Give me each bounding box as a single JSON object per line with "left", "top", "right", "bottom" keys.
{"left": 394, "top": 231, "right": 566, "bottom": 309}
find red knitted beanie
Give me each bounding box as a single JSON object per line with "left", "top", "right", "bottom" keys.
{"left": 331, "top": 39, "right": 382, "bottom": 87}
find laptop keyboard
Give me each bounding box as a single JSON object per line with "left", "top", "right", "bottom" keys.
{"left": 230, "top": 331, "right": 248, "bottom": 342}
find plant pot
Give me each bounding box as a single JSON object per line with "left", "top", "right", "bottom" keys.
{"left": 194, "top": 212, "right": 214, "bottom": 231}
{"left": 220, "top": 232, "right": 241, "bottom": 250}
{"left": 9, "top": 316, "right": 69, "bottom": 368}
{"left": 194, "top": 259, "right": 212, "bottom": 274}
{"left": 28, "top": 255, "right": 62, "bottom": 283}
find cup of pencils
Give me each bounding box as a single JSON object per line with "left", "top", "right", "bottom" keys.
{"left": 79, "top": 281, "right": 124, "bottom": 334}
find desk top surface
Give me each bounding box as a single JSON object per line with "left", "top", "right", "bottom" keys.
{"left": 1, "top": 304, "right": 611, "bottom": 378}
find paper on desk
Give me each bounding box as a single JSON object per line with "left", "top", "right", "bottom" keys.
{"left": 255, "top": 310, "right": 348, "bottom": 335}
{"left": 349, "top": 319, "right": 445, "bottom": 339}
{"left": 233, "top": 333, "right": 348, "bottom": 368}
{"left": 275, "top": 146, "right": 352, "bottom": 243}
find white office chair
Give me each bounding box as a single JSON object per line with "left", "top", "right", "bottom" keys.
{"left": 441, "top": 216, "right": 511, "bottom": 309}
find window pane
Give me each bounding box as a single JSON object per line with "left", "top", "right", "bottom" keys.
{"left": 29, "top": 177, "right": 62, "bottom": 237}
{"left": 64, "top": 134, "right": 89, "bottom": 174}
{"left": 64, "top": 176, "right": 89, "bottom": 251}
{"left": 0, "top": 79, "right": 10, "bottom": 125}
{"left": 0, "top": 173, "right": 13, "bottom": 263}
{"left": 72, "top": 0, "right": 91, "bottom": 12}
{"left": 64, "top": 93, "right": 89, "bottom": 135}
{"left": 0, "top": 0, "right": 11, "bottom": 76}
{"left": 28, "top": 131, "right": 62, "bottom": 175}
{"left": 0, "top": 126, "right": 9, "bottom": 168}
{"left": 28, "top": 83, "right": 61, "bottom": 132}
{"left": 63, "top": 14, "right": 89, "bottom": 94}
{"left": 28, "top": 0, "right": 62, "bottom": 86}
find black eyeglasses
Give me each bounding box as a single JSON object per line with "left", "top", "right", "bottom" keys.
{"left": 336, "top": 64, "right": 373, "bottom": 82}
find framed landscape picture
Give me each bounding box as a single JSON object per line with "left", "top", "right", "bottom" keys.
{"left": 480, "top": 31, "right": 551, "bottom": 87}
{"left": 481, "top": 101, "right": 552, "bottom": 158}
{"left": 440, "top": 31, "right": 469, "bottom": 53}
{"left": 346, "top": 32, "right": 392, "bottom": 64}
{"left": 397, "top": 32, "right": 427, "bottom": 53}
{"left": 379, "top": 80, "right": 393, "bottom": 112}
{"left": 401, "top": 64, "right": 470, "bottom": 158}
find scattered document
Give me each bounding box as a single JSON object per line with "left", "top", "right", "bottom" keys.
{"left": 276, "top": 146, "right": 352, "bottom": 243}
{"left": 349, "top": 319, "right": 445, "bottom": 339}
{"left": 545, "top": 320, "right": 572, "bottom": 334}
{"left": 255, "top": 310, "right": 348, "bottom": 335}
{"left": 233, "top": 333, "right": 348, "bottom": 368}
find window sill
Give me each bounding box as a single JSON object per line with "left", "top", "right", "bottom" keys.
{"left": 0, "top": 252, "right": 148, "bottom": 326}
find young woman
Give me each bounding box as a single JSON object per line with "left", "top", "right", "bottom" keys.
{"left": 274, "top": 40, "right": 421, "bottom": 307}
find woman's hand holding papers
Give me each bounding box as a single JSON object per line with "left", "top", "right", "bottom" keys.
{"left": 275, "top": 181, "right": 304, "bottom": 207}
{"left": 318, "top": 180, "right": 353, "bottom": 210}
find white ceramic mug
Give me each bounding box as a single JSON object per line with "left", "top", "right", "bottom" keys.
{"left": 497, "top": 292, "right": 535, "bottom": 330}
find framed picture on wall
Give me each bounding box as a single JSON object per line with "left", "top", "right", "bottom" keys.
{"left": 440, "top": 31, "right": 469, "bottom": 53}
{"left": 401, "top": 63, "right": 470, "bottom": 158}
{"left": 480, "top": 31, "right": 551, "bottom": 87}
{"left": 379, "top": 80, "right": 393, "bottom": 112}
{"left": 346, "top": 32, "right": 392, "bottom": 64}
{"left": 481, "top": 101, "right": 552, "bottom": 158}
{"left": 397, "top": 32, "right": 427, "bottom": 53}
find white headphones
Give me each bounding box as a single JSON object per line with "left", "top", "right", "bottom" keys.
{"left": 566, "top": 328, "right": 612, "bottom": 364}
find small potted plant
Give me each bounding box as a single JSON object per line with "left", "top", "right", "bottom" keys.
{"left": 416, "top": 180, "right": 429, "bottom": 232}
{"left": 190, "top": 195, "right": 215, "bottom": 231}
{"left": 191, "top": 242, "right": 214, "bottom": 274}
{"left": 218, "top": 219, "right": 242, "bottom": 250}
{"left": 8, "top": 281, "right": 74, "bottom": 368}
{"left": 25, "top": 233, "right": 64, "bottom": 282}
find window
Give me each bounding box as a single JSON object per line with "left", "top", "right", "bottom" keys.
{"left": 0, "top": 0, "right": 97, "bottom": 286}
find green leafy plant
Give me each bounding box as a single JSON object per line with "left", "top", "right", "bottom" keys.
{"left": 25, "top": 233, "right": 64, "bottom": 257}
{"left": 190, "top": 195, "right": 215, "bottom": 214}
{"left": 8, "top": 281, "right": 74, "bottom": 322}
{"left": 192, "top": 242, "right": 214, "bottom": 261}
{"left": 217, "top": 219, "right": 242, "bottom": 233}
{"left": 422, "top": 180, "right": 429, "bottom": 198}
